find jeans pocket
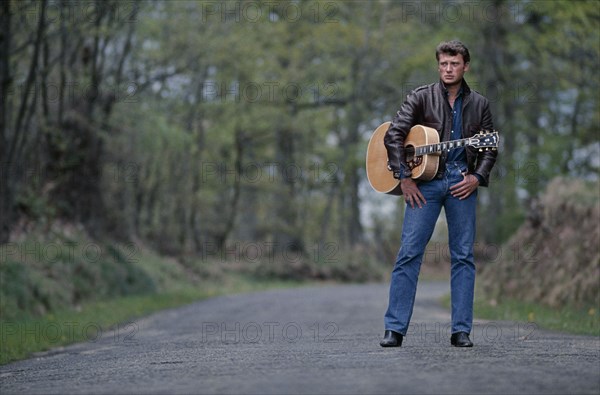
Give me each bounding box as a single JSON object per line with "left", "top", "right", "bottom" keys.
{"left": 447, "top": 163, "right": 465, "bottom": 177}
{"left": 446, "top": 163, "right": 467, "bottom": 186}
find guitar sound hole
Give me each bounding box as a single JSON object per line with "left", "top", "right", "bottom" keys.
{"left": 404, "top": 145, "right": 422, "bottom": 170}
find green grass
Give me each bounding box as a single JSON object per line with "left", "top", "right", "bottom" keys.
{"left": 0, "top": 230, "right": 317, "bottom": 365}
{"left": 473, "top": 297, "right": 599, "bottom": 336}
{"left": 0, "top": 274, "right": 309, "bottom": 365}
{"left": 440, "top": 291, "right": 600, "bottom": 336}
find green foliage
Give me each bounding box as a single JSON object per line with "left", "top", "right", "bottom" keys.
{"left": 236, "top": 245, "right": 389, "bottom": 283}
{"left": 5, "top": 0, "right": 598, "bottom": 250}
{"left": 0, "top": 232, "right": 160, "bottom": 322}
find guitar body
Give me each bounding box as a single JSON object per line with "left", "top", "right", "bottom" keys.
{"left": 366, "top": 123, "right": 441, "bottom": 195}
{"left": 366, "top": 122, "right": 403, "bottom": 195}
{"left": 366, "top": 122, "right": 498, "bottom": 195}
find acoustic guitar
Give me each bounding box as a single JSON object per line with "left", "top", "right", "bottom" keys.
{"left": 366, "top": 122, "right": 499, "bottom": 195}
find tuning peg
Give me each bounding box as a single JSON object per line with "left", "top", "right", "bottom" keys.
{"left": 479, "top": 148, "right": 483, "bottom": 152}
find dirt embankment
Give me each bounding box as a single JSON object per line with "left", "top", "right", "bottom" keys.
{"left": 479, "top": 177, "right": 600, "bottom": 308}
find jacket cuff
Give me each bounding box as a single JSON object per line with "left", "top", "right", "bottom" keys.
{"left": 393, "top": 163, "right": 412, "bottom": 180}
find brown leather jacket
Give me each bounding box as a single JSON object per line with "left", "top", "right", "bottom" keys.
{"left": 383, "top": 79, "right": 497, "bottom": 186}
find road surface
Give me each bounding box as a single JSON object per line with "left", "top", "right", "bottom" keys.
{"left": 1, "top": 282, "right": 599, "bottom": 394}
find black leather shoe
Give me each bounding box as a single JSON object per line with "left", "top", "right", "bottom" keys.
{"left": 451, "top": 332, "right": 473, "bottom": 347}
{"left": 380, "top": 330, "right": 403, "bottom": 347}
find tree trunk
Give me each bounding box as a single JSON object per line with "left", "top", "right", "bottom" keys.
{"left": 272, "top": 107, "right": 304, "bottom": 255}
{"left": 0, "top": 0, "right": 12, "bottom": 243}
{"left": 215, "top": 127, "right": 244, "bottom": 250}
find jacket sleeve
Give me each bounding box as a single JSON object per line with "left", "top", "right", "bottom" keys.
{"left": 472, "top": 98, "right": 498, "bottom": 186}
{"left": 383, "top": 91, "right": 420, "bottom": 179}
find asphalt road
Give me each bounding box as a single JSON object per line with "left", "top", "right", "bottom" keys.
{"left": 1, "top": 281, "right": 599, "bottom": 394}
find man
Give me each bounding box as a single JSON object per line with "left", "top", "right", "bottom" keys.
{"left": 380, "top": 40, "right": 497, "bottom": 348}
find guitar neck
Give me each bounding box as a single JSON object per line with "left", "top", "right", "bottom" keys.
{"left": 414, "top": 137, "right": 470, "bottom": 156}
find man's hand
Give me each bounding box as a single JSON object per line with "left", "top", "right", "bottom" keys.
{"left": 450, "top": 173, "right": 479, "bottom": 200}
{"left": 401, "top": 178, "right": 426, "bottom": 208}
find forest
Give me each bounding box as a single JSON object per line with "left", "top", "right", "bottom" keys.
{"left": 1, "top": 1, "right": 598, "bottom": 291}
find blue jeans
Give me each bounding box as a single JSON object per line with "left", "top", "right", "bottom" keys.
{"left": 384, "top": 162, "right": 477, "bottom": 335}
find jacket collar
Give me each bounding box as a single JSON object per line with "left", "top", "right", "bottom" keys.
{"left": 439, "top": 79, "right": 471, "bottom": 96}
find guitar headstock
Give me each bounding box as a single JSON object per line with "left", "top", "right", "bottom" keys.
{"left": 468, "top": 130, "right": 499, "bottom": 152}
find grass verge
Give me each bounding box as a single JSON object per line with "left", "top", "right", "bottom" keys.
{"left": 440, "top": 290, "right": 599, "bottom": 336}
{"left": 0, "top": 274, "right": 310, "bottom": 366}
{"left": 473, "top": 297, "right": 599, "bottom": 336}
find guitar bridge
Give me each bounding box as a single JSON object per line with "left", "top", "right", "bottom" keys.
{"left": 407, "top": 156, "right": 422, "bottom": 170}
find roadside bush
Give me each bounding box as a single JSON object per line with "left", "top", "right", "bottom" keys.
{"left": 0, "top": 230, "right": 158, "bottom": 321}
{"left": 479, "top": 177, "right": 600, "bottom": 308}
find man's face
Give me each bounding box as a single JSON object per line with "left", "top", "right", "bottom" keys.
{"left": 438, "top": 53, "right": 469, "bottom": 87}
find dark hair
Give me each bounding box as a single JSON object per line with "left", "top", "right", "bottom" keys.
{"left": 436, "top": 40, "right": 470, "bottom": 64}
